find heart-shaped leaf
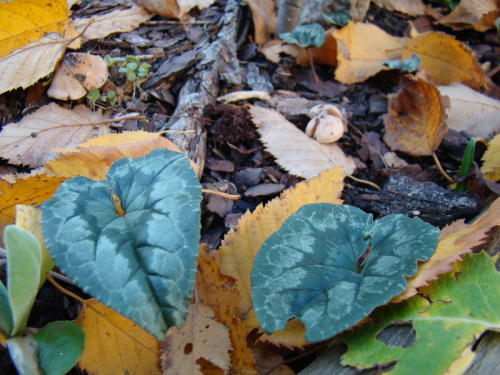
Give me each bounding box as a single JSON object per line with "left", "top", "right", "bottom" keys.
{"left": 42, "top": 149, "right": 202, "bottom": 339}
{"left": 251, "top": 204, "right": 439, "bottom": 342}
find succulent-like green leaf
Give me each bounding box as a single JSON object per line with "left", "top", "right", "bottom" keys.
{"left": 336, "top": 252, "right": 500, "bottom": 374}
{"left": 251, "top": 204, "right": 439, "bottom": 342}
{"left": 6, "top": 335, "right": 41, "bottom": 375}
{"left": 383, "top": 54, "right": 421, "bottom": 73}
{"left": 280, "top": 23, "right": 325, "bottom": 48}
{"left": 42, "top": 149, "right": 202, "bottom": 340}
{"left": 0, "top": 282, "right": 13, "bottom": 337}
{"left": 35, "top": 321, "right": 85, "bottom": 375}
{"left": 4, "top": 225, "right": 42, "bottom": 336}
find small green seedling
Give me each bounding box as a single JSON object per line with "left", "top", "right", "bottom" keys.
{"left": 86, "top": 89, "right": 117, "bottom": 108}
{"left": 105, "top": 55, "right": 152, "bottom": 82}
{"left": 455, "top": 139, "right": 475, "bottom": 192}
{"left": 280, "top": 23, "right": 325, "bottom": 82}
{"left": 0, "top": 225, "right": 84, "bottom": 375}
{"left": 323, "top": 11, "right": 352, "bottom": 27}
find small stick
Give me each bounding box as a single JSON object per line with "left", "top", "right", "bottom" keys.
{"left": 432, "top": 152, "right": 454, "bottom": 183}
{"left": 202, "top": 189, "right": 241, "bottom": 200}
{"left": 45, "top": 271, "right": 86, "bottom": 305}
{"left": 346, "top": 174, "right": 381, "bottom": 191}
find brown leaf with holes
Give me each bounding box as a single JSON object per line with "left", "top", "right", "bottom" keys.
{"left": 393, "top": 197, "right": 500, "bottom": 302}
{"left": 402, "top": 31, "right": 485, "bottom": 89}
{"left": 218, "top": 167, "right": 344, "bottom": 349}
{"left": 0, "top": 103, "right": 110, "bottom": 168}
{"left": 47, "top": 53, "right": 108, "bottom": 100}
{"left": 162, "top": 304, "right": 231, "bottom": 375}
{"left": 196, "top": 245, "right": 257, "bottom": 374}
{"left": 384, "top": 74, "right": 448, "bottom": 156}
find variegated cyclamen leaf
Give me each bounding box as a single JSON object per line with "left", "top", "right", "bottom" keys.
{"left": 42, "top": 149, "right": 201, "bottom": 340}
{"left": 251, "top": 204, "right": 439, "bottom": 343}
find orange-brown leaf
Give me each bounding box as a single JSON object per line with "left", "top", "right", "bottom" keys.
{"left": 402, "top": 31, "right": 485, "bottom": 89}
{"left": 196, "top": 245, "right": 257, "bottom": 374}
{"left": 438, "top": 0, "right": 500, "bottom": 32}
{"left": 218, "top": 167, "right": 344, "bottom": 349}
{"left": 0, "top": 174, "right": 66, "bottom": 242}
{"left": 162, "top": 304, "right": 231, "bottom": 375}
{"left": 76, "top": 298, "right": 162, "bottom": 375}
{"left": 393, "top": 197, "right": 500, "bottom": 302}
{"left": 244, "top": 0, "right": 276, "bottom": 44}
{"left": 383, "top": 74, "right": 448, "bottom": 156}
{"left": 44, "top": 131, "right": 199, "bottom": 180}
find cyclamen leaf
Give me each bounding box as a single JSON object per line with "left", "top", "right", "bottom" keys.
{"left": 42, "top": 149, "right": 202, "bottom": 340}
{"left": 251, "top": 204, "right": 439, "bottom": 342}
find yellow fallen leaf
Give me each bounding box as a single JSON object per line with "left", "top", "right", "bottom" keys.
{"left": 0, "top": 103, "right": 110, "bottom": 168}
{"left": 0, "top": 0, "right": 70, "bottom": 58}
{"left": 0, "top": 174, "right": 66, "bottom": 242}
{"left": 0, "top": 32, "right": 69, "bottom": 94}
{"left": 384, "top": 74, "right": 448, "bottom": 156}
{"left": 481, "top": 134, "right": 500, "bottom": 182}
{"left": 73, "top": 5, "right": 153, "bottom": 41}
{"left": 195, "top": 245, "right": 257, "bottom": 374}
{"left": 14, "top": 205, "right": 54, "bottom": 288}
{"left": 162, "top": 304, "right": 231, "bottom": 375}
{"left": 48, "top": 53, "right": 108, "bottom": 100}
{"left": 402, "top": 31, "right": 485, "bottom": 89}
{"left": 438, "top": 0, "right": 500, "bottom": 32}
{"left": 244, "top": 0, "right": 276, "bottom": 44}
{"left": 393, "top": 197, "right": 500, "bottom": 302}
{"left": 76, "top": 298, "right": 162, "bottom": 375}
{"left": 249, "top": 105, "right": 356, "bottom": 178}
{"left": 134, "top": 0, "right": 216, "bottom": 19}
{"left": 438, "top": 83, "right": 500, "bottom": 137}
{"left": 44, "top": 131, "right": 200, "bottom": 180}
{"left": 334, "top": 21, "right": 408, "bottom": 84}
{"left": 218, "top": 167, "right": 344, "bottom": 349}
{"left": 372, "top": 0, "right": 425, "bottom": 16}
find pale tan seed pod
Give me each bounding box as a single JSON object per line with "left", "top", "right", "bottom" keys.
{"left": 305, "top": 114, "right": 344, "bottom": 144}
{"left": 308, "top": 104, "right": 343, "bottom": 119}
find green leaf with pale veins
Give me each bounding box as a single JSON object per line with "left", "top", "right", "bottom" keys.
{"left": 42, "top": 149, "right": 202, "bottom": 340}
{"left": 251, "top": 204, "right": 439, "bottom": 342}
{"left": 280, "top": 23, "right": 325, "bottom": 48}
{"left": 336, "top": 252, "right": 500, "bottom": 374}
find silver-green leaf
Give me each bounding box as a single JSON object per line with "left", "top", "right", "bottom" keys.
{"left": 251, "top": 204, "right": 439, "bottom": 342}
{"left": 42, "top": 149, "right": 202, "bottom": 340}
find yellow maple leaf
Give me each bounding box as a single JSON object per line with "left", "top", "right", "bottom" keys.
{"left": 196, "top": 245, "right": 257, "bottom": 374}
{"left": 0, "top": 174, "right": 66, "bottom": 242}
{"left": 481, "top": 134, "right": 500, "bottom": 182}
{"left": 76, "top": 298, "right": 162, "bottom": 375}
{"left": 44, "top": 131, "right": 200, "bottom": 180}
{"left": 218, "top": 167, "right": 344, "bottom": 349}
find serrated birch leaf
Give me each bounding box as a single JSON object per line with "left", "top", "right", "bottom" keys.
{"left": 251, "top": 204, "right": 439, "bottom": 342}
{"left": 481, "top": 134, "right": 500, "bottom": 182}
{"left": 42, "top": 149, "right": 202, "bottom": 340}
{"left": 337, "top": 252, "right": 500, "bottom": 375}
{"left": 0, "top": 103, "right": 110, "bottom": 168}
{"left": 249, "top": 105, "right": 356, "bottom": 178}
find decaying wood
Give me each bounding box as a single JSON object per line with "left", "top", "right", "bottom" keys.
{"left": 275, "top": 0, "right": 307, "bottom": 34}
{"left": 163, "top": 0, "right": 241, "bottom": 173}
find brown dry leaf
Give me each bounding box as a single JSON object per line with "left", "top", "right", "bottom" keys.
{"left": 438, "top": 0, "right": 500, "bottom": 32}
{"left": 0, "top": 174, "right": 66, "bottom": 242}
{"left": 74, "top": 5, "right": 153, "bottom": 41}
{"left": 47, "top": 53, "right": 108, "bottom": 100}
{"left": 402, "top": 31, "right": 485, "bottom": 89}
{"left": 218, "top": 167, "right": 344, "bottom": 349}
{"left": 333, "top": 21, "right": 408, "bottom": 84}
{"left": 0, "top": 32, "right": 69, "bottom": 94}
{"left": 372, "top": 0, "right": 425, "bottom": 16}
{"left": 244, "top": 0, "right": 276, "bottom": 44}
{"left": 350, "top": 0, "right": 371, "bottom": 20}
{"left": 44, "top": 131, "right": 199, "bottom": 180}
{"left": 249, "top": 105, "right": 356, "bottom": 178}
{"left": 76, "top": 298, "right": 162, "bottom": 375}
{"left": 0, "top": 0, "right": 71, "bottom": 58}
{"left": 252, "top": 346, "right": 295, "bottom": 375}
{"left": 258, "top": 40, "right": 302, "bottom": 64}
{"left": 196, "top": 245, "right": 257, "bottom": 374}
{"left": 384, "top": 74, "right": 448, "bottom": 156}
{"left": 438, "top": 83, "right": 500, "bottom": 137}
{"left": 393, "top": 197, "right": 500, "bottom": 302}
{"left": 134, "top": 0, "right": 215, "bottom": 19}
{"left": 481, "top": 134, "right": 500, "bottom": 182}
{"left": 0, "top": 103, "right": 110, "bottom": 168}
{"left": 162, "top": 304, "right": 231, "bottom": 375}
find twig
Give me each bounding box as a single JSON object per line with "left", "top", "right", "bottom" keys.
{"left": 346, "top": 174, "right": 381, "bottom": 191}
{"left": 45, "top": 271, "right": 86, "bottom": 305}
{"left": 432, "top": 152, "right": 454, "bottom": 183}
{"left": 201, "top": 189, "right": 241, "bottom": 200}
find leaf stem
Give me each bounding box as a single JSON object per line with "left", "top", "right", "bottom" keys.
{"left": 201, "top": 189, "right": 241, "bottom": 200}
{"left": 346, "top": 175, "right": 381, "bottom": 191}
{"left": 432, "top": 152, "right": 454, "bottom": 183}
{"left": 45, "top": 271, "right": 86, "bottom": 305}
{"left": 307, "top": 48, "right": 320, "bottom": 83}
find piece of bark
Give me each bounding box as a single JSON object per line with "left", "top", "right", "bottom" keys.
{"left": 356, "top": 174, "right": 480, "bottom": 227}
{"left": 164, "top": 0, "right": 241, "bottom": 172}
